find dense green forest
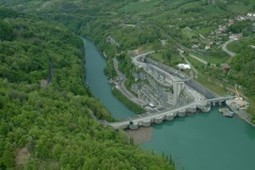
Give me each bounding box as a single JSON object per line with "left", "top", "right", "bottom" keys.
{"left": 0, "top": 9, "right": 175, "bottom": 169}
{"left": 0, "top": 0, "right": 254, "bottom": 168}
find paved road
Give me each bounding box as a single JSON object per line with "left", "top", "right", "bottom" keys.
{"left": 109, "top": 101, "right": 198, "bottom": 129}
{"left": 132, "top": 51, "right": 183, "bottom": 84}
{"left": 106, "top": 36, "right": 120, "bottom": 47}
{"left": 222, "top": 38, "right": 237, "bottom": 57}
{"left": 189, "top": 54, "right": 208, "bottom": 65}
{"left": 109, "top": 96, "right": 233, "bottom": 129}
{"left": 113, "top": 58, "right": 144, "bottom": 105}
{"left": 132, "top": 51, "right": 155, "bottom": 67}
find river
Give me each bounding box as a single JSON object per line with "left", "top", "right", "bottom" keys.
{"left": 84, "top": 38, "right": 135, "bottom": 119}
{"left": 84, "top": 39, "right": 255, "bottom": 170}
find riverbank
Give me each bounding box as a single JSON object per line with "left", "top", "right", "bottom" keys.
{"left": 112, "top": 88, "right": 146, "bottom": 114}
{"left": 226, "top": 100, "right": 255, "bottom": 127}
{"left": 125, "top": 127, "right": 153, "bottom": 145}
{"left": 110, "top": 57, "right": 147, "bottom": 114}
{"left": 233, "top": 108, "right": 255, "bottom": 127}
{"left": 235, "top": 110, "right": 255, "bottom": 127}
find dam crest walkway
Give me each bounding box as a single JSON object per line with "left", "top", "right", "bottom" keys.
{"left": 108, "top": 96, "right": 234, "bottom": 130}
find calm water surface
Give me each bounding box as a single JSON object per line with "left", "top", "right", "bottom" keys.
{"left": 84, "top": 39, "right": 134, "bottom": 119}
{"left": 84, "top": 39, "right": 255, "bottom": 170}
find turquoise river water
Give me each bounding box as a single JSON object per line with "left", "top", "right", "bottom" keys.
{"left": 84, "top": 39, "right": 255, "bottom": 170}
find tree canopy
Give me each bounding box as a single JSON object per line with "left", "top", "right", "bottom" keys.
{"left": 0, "top": 10, "right": 175, "bottom": 169}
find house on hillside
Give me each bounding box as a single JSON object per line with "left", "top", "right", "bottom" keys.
{"left": 247, "top": 13, "right": 255, "bottom": 20}
{"left": 229, "top": 33, "right": 242, "bottom": 40}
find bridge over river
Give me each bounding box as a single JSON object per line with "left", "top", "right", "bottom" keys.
{"left": 108, "top": 96, "right": 234, "bottom": 130}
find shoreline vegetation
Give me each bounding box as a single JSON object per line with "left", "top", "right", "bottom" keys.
{"left": 112, "top": 88, "right": 146, "bottom": 114}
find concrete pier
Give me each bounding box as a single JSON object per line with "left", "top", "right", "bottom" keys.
{"left": 108, "top": 96, "right": 233, "bottom": 130}
{"left": 154, "top": 116, "right": 164, "bottom": 124}
{"left": 187, "top": 106, "right": 197, "bottom": 113}
{"left": 141, "top": 120, "right": 151, "bottom": 127}
{"left": 166, "top": 113, "right": 175, "bottom": 121}
{"left": 178, "top": 109, "right": 186, "bottom": 117}
{"left": 129, "top": 123, "right": 139, "bottom": 130}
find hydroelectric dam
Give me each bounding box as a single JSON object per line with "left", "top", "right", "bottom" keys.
{"left": 107, "top": 51, "right": 234, "bottom": 130}
{"left": 108, "top": 96, "right": 233, "bottom": 130}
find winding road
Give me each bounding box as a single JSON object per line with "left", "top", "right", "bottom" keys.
{"left": 221, "top": 38, "right": 237, "bottom": 57}
{"left": 113, "top": 58, "right": 145, "bottom": 106}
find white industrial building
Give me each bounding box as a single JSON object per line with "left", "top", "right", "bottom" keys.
{"left": 177, "top": 63, "right": 191, "bottom": 70}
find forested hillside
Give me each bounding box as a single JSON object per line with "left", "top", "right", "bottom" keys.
{"left": 15, "top": 0, "right": 253, "bottom": 119}
{"left": 0, "top": 0, "right": 254, "bottom": 168}
{"left": 0, "top": 9, "right": 175, "bottom": 169}
{"left": 41, "top": 0, "right": 254, "bottom": 118}
{"left": 228, "top": 38, "right": 255, "bottom": 113}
